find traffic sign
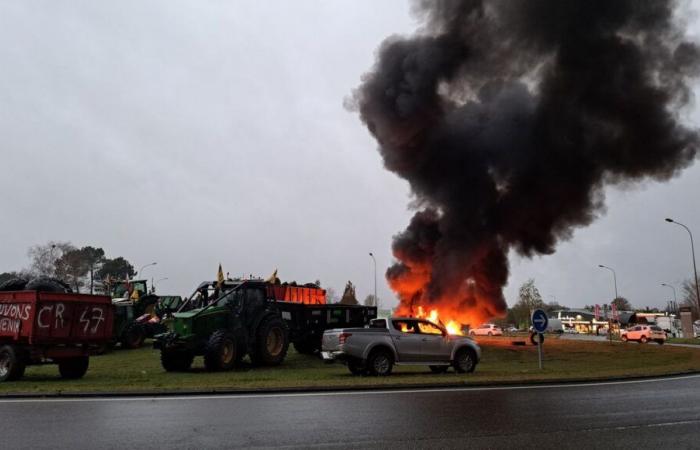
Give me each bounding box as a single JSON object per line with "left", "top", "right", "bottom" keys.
{"left": 531, "top": 309, "right": 548, "bottom": 333}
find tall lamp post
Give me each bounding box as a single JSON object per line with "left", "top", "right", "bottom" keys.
{"left": 369, "top": 252, "right": 378, "bottom": 310}
{"left": 665, "top": 218, "right": 700, "bottom": 312}
{"left": 138, "top": 262, "right": 157, "bottom": 279}
{"left": 598, "top": 264, "right": 619, "bottom": 299}
{"left": 153, "top": 277, "right": 168, "bottom": 293}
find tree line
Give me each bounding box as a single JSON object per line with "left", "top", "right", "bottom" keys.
{"left": 0, "top": 241, "right": 136, "bottom": 294}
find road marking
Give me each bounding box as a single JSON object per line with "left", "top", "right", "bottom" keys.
{"left": 1, "top": 373, "right": 699, "bottom": 404}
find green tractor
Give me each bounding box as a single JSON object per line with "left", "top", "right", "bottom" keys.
{"left": 154, "top": 279, "right": 289, "bottom": 371}
{"left": 110, "top": 280, "right": 184, "bottom": 349}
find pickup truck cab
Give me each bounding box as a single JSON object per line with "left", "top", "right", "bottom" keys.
{"left": 322, "top": 317, "right": 481, "bottom": 376}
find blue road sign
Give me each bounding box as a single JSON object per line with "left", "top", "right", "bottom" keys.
{"left": 531, "top": 309, "right": 549, "bottom": 334}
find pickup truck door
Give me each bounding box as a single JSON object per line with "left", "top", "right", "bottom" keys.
{"left": 389, "top": 320, "right": 423, "bottom": 362}
{"left": 417, "top": 321, "right": 452, "bottom": 361}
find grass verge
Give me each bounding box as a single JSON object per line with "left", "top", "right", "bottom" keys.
{"left": 2, "top": 337, "right": 699, "bottom": 396}
{"left": 667, "top": 337, "right": 700, "bottom": 345}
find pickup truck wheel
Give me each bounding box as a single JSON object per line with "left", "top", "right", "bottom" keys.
{"left": 453, "top": 348, "right": 477, "bottom": 373}
{"left": 0, "top": 345, "right": 25, "bottom": 382}
{"left": 347, "top": 359, "right": 366, "bottom": 376}
{"left": 121, "top": 322, "right": 145, "bottom": 349}
{"left": 367, "top": 349, "right": 393, "bottom": 376}
{"left": 640, "top": 336, "right": 648, "bottom": 344}
{"left": 429, "top": 365, "right": 449, "bottom": 374}
{"left": 57, "top": 356, "right": 89, "bottom": 379}
{"left": 204, "top": 330, "right": 237, "bottom": 371}
{"left": 161, "top": 350, "right": 194, "bottom": 372}
{"left": 251, "top": 317, "right": 289, "bottom": 366}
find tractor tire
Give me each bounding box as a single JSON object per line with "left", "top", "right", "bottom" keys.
{"left": 367, "top": 348, "right": 393, "bottom": 376}
{"left": 0, "top": 278, "right": 28, "bottom": 291}
{"left": 160, "top": 350, "right": 194, "bottom": 372}
{"left": 250, "top": 317, "right": 289, "bottom": 366}
{"left": 347, "top": 359, "right": 366, "bottom": 376}
{"left": 204, "top": 330, "right": 237, "bottom": 371}
{"left": 453, "top": 347, "right": 477, "bottom": 374}
{"left": 121, "top": 322, "right": 145, "bottom": 349}
{"left": 0, "top": 345, "right": 26, "bottom": 382}
{"left": 429, "top": 365, "right": 449, "bottom": 374}
{"left": 57, "top": 356, "right": 89, "bottom": 379}
{"left": 25, "top": 277, "right": 72, "bottom": 293}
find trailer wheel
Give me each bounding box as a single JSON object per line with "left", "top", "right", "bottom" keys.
{"left": 251, "top": 317, "right": 289, "bottom": 366}
{"left": 160, "top": 350, "right": 194, "bottom": 372}
{"left": 0, "top": 345, "right": 26, "bottom": 382}
{"left": 0, "top": 277, "right": 28, "bottom": 291}
{"left": 25, "top": 277, "right": 72, "bottom": 293}
{"left": 204, "top": 330, "right": 237, "bottom": 371}
{"left": 453, "top": 347, "right": 477, "bottom": 374}
{"left": 57, "top": 356, "right": 89, "bottom": 379}
{"left": 121, "top": 322, "right": 145, "bottom": 349}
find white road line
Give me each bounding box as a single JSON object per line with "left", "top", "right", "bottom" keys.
{"left": 1, "top": 373, "right": 699, "bottom": 404}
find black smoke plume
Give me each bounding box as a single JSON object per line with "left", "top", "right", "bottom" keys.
{"left": 352, "top": 0, "right": 700, "bottom": 323}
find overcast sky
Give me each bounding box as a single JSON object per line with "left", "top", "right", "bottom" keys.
{"left": 1, "top": 0, "right": 699, "bottom": 311}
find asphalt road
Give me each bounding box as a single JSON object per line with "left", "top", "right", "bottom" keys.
{"left": 2, "top": 375, "right": 700, "bottom": 449}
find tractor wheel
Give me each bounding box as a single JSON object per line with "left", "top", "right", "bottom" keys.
{"left": 121, "top": 322, "right": 145, "bottom": 349}
{"left": 453, "top": 347, "right": 477, "bottom": 373}
{"left": 160, "top": 350, "right": 194, "bottom": 372}
{"left": 251, "top": 317, "right": 289, "bottom": 366}
{"left": 25, "top": 277, "right": 72, "bottom": 293}
{"left": 0, "top": 345, "right": 26, "bottom": 382}
{"left": 204, "top": 330, "right": 237, "bottom": 371}
{"left": 0, "top": 278, "right": 28, "bottom": 291}
{"left": 57, "top": 356, "right": 89, "bottom": 379}
{"left": 367, "top": 349, "right": 393, "bottom": 376}
{"left": 429, "top": 365, "right": 449, "bottom": 374}
{"left": 347, "top": 359, "right": 366, "bottom": 376}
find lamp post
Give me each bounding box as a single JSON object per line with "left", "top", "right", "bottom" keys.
{"left": 369, "top": 252, "right": 377, "bottom": 310}
{"left": 153, "top": 277, "right": 168, "bottom": 294}
{"left": 661, "top": 283, "right": 678, "bottom": 314}
{"left": 138, "top": 262, "right": 157, "bottom": 279}
{"left": 598, "top": 264, "right": 619, "bottom": 299}
{"left": 665, "top": 218, "right": 700, "bottom": 312}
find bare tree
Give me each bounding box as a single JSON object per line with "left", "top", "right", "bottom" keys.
{"left": 681, "top": 278, "right": 700, "bottom": 319}
{"left": 27, "top": 241, "right": 75, "bottom": 277}
{"left": 363, "top": 294, "right": 377, "bottom": 307}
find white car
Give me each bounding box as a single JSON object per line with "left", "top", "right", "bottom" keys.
{"left": 469, "top": 324, "right": 503, "bottom": 337}
{"left": 620, "top": 325, "right": 666, "bottom": 344}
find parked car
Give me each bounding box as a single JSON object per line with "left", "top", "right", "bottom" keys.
{"left": 505, "top": 326, "right": 519, "bottom": 333}
{"left": 563, "top": 327, "right": 578, "bottom": 334}
{"left": 620, "top": 325, "right": 666, "bottom": 344}
{"left": 469, "top": 324, "right": 503, "bottom": 336}
{"left": 321, "top": 317, "right": 481, "bottom": 376}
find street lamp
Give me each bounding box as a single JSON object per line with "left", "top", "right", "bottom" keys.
{"left": 665, "top": 218, "right": 700, "bottom": 312}
{"left": 369, "top": 252, "right": 378, "bottom": 310}
{"left": 138, "top": 262, "right": 157, "bottom": 279}
{"left": 598, "top": 264, "right": 619, "bottom": 299}
{"left": 152, "top": 277, "right": 168, "bottom": 294}
{"left": 661, "top": 282, "right": 678, "bottom": 314}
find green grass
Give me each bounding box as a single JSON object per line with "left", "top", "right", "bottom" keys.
{"left": 2, "top": 337, "right": 699, "bottom": 395}
{"left": 667, "top": 337, "right": 700, "bottom": 345}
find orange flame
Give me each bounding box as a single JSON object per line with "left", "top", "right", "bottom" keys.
{"left": 407, "top": 306, "right": 464, "bottom": 335}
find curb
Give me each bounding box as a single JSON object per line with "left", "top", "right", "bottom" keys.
{"left": 2, "top": 369, "right": 700, "bottom": 399}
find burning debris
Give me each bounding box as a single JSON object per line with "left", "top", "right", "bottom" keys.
{"left": 352, "top": 0, "right": 700, "bottom": 326}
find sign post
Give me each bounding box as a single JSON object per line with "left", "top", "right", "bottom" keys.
{"left": 531, "top": 309, "right": 548, "bottom": 370}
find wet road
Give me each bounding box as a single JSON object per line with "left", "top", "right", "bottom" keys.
{"left": 2, "top": 375, "right": 700, "bottom": 449}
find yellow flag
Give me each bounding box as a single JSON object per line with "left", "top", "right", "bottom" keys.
{"left": 217, "top": 263, "right": 225, "bottom": 288}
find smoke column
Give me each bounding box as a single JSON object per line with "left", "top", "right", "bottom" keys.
{"left": 352, "top": 0, "right": 700, "bottom": 325}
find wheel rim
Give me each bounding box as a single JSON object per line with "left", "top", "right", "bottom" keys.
{"left": 266, "top": 327, "right": 283, "bottom": 356}
{"left": 374, "top": 355, "right": 390, "bottom": 374}
{"left": 458, "top": 351, "right": 474, "bottom": 371}
{"left": 221, "top": 340, "right": 234, "bottom": 365}
{"left": 0, "top": 353, "right": 9, "bottom": 378}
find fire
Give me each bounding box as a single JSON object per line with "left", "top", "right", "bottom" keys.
{"left": 414, "top": 306, "right": 464, "bottom": 336}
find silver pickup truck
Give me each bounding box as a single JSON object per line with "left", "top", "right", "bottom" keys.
{"left": 321, "top": 317, "right": 481, "bottom": 376}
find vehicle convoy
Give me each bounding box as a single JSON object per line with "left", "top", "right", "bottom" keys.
{"left": 109, "top": 279, "right": 184, "bottom": 349}
{"left": 321, "top": 317, "right": 481, "bottom": 376}
{"left": 153, "top": 278, "right": 376, "bottom": 372}
{"left": 0, "top": 278, "right": 113, "bottom": 382}
{"left": 620, "top": 324, "right": 667, "bottom": 344}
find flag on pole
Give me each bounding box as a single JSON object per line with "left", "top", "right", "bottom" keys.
{"left": 217, "top": 263, "right": 225, "bottom": 288}
{"left": 594, "top": 304, "right": 600, "bottom": 320}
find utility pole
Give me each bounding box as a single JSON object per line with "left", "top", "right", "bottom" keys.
{"left": 665, "top": 218, "right": 700, "bottom": 313}
{"left": 369, "top": 252, "right": 378, "bottom": 310}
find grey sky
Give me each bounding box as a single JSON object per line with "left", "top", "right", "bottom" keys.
{"left": 1, "top": 1, "right": 699, "bottom": 311}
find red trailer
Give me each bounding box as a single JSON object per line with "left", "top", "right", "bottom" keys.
{"left": 0, "top": 290, "right": 114, "bottom": 382}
